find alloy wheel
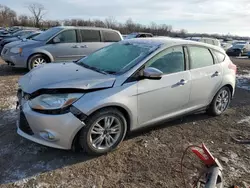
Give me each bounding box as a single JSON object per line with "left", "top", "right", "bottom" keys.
{"left": 215, "top": 89, "right": 229, "bottom": 113}
{"left": 89, "top": 116, "right": 122, "bottom": 150}
{"left": 32, "top": 57, "right": 46, "bottom": 68}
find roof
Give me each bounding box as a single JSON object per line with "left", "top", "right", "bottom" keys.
{"left": 129, "top": 32, "right": 153, "bottom": 35}
{"left": 54, "top": 26, "right": 119, "bottom": 32}
{"left": 124, "top": 37, "right": 224, "bottom": 52}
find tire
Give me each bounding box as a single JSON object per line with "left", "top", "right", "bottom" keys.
{"left": 28, "top": 54, "right": 48, "bottom": 70}
{"left": 207, "top": 87, "right": 231, "bottom": 116}
{"left": 79, "top": 108, "right": 127, "bottom": 155}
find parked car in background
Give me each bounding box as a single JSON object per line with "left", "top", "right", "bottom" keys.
{"left": 0, "top": 29, "right": 8, "bottom": 35}
{"left": 17, "top": 38, "right": 236, "bottom": 155}
{"left": 1, "top": 26, "right": 122, "bottom": 70}
{"left": 221, "top": 42, "right": 233, "bottom": 51}
{"left": 226, "top": 41, "right": 250, "bottom": 57}
{"left": 125, "top": 32, "right": 153, "bottom": 39}
{"left": 186, "top": 37, "right": 221, "bottom": 47}
{"left": 0, "top": 30, "right": 38, "bottom": 42}
{"left": 0, "top": 31, "right": 42, "bottom": 53}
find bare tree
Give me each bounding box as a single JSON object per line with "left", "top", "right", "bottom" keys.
{"left": 105, "top": 16, "right": 117, "bottom": 28}
{"left": 0, "top": 4, "right": 16, "bottom": 26}
{"left": 28, "top": 3, "right": 46, "bottom": 27}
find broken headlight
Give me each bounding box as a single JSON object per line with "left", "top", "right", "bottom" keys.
{"left": 29, "top": 93, "right": 83, "bottom": 110}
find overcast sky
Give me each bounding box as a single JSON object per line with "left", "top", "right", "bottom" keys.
{"left": 1, "top": 0, "right": 250, "bottom": 36}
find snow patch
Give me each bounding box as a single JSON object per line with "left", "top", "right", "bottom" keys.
{"left": 238, "top": 116, "right": 250, "bottom": 124}
{"left": 236, "top": 70, "right": 250, "bottom": 91}
{"left": 0, "top": 95, "right": 18, "bottom": 124}
{"left": 227, "top": 151, "right": 250, "bottom": 179}
{"left": 13, "top": 175, "right": 38, "bottom": 187}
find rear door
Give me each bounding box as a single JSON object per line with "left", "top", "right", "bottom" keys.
{"left": 44, "top": 29, "right": 83, "bottom": 62}
{"left": 78, "top": 29, "right": 105, "bottom": 57}
{"left": 188, "top": 45, "right": 223, "bottom": 109}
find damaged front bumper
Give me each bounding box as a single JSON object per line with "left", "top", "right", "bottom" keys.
{"left": 16, "top": 101, "right": 85, "bottom": 150}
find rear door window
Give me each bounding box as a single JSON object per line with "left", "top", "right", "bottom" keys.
{"left": 102, "top": 30, "right": 121, "bottom": 42}
{"left": 189, "top": 46, "right": 214, "bottom": 69}
{"left": 80, "top": 29, "right": 101, "bottom": 42}
{"left": 146, "top": 34, "right": 153, "bottom": 37}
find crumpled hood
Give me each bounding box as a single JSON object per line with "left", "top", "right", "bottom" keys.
{"left": 19, "top": 63, "right": 116, "bottom": 94}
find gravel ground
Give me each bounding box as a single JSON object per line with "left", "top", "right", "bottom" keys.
{"left": 0, "top": 58, "right": 250, "bottom": 188}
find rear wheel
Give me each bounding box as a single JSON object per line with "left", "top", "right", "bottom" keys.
{"left": 207, "top": 87, "right": 231, "bottom": 116}
{"left": 79, "top": 108, "right": 127, "bottom": 155}
{"left": 28, "top": 54, "right": 48, "bottom": 70}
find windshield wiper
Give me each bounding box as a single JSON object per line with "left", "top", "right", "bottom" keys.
{"left": 103, "top": 70, "right": 117, "bottom": 74}
{"left": 80, "top": 63, "right": 108, "bottom": 75}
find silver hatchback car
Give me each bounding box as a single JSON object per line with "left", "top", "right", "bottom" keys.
{"left": 17, "top": 38, "right": 236, "bottom": 155}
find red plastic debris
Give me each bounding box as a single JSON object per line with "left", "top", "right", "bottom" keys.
{"left": 191, "top": 143, "right": 216, "bottom": 166}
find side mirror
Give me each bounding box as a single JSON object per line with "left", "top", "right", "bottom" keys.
{"left": 143, "top": 67, "right": 163, "bottom": 80}
{"left": 53, "top": 36, "right": 60, "bottom": 43}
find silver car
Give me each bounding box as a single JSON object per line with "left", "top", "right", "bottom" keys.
{"left": 17, "top": 38, "right": 236, "bottom": 155}
{"left": 1, "top": 26, "right": 122, "bottom": 70}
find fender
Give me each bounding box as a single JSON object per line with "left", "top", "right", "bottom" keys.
{"left": 29, "top": 48, "right": 54, "bottom": 62}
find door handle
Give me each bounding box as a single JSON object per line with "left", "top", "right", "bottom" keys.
{"left": 72, "top": 45, "right": 80, "bottom": 48}
{"left": 213, "top": 71, "right": 221, "bottom": 77}
{"left": 178, "top": 79, "right": 188, "bottom": 85}
{"left": 80, "top": 45, "right": 88, "bottom": 48}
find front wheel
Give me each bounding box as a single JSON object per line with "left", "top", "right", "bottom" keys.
{"left": 79, "top": 108, "right": 127, "bottom": 155}
{"left": 207, "top": 87, "right": 231, "bottom": 116}
{"left": 28, "top": 54, "right": 48, "bottom": 70}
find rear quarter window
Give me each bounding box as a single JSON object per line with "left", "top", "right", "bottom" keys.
{"left": 102, "top": 30, "right": 121, "bottom": 42}
{"left": 212, "top": 50, "right": 225, "bottom": 63}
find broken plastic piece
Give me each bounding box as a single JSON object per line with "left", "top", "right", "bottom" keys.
{"left": 191, "top": 143, "right": 215, "bottom": 166}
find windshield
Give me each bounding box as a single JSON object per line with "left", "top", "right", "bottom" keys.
{"left": 77, "top": 42, "right": 158, "bottom": 74}
{"left": 125, "top": 33, "right": 138, "bottom": 39}
{"left": 20, "top": 32, "right": 36, "bottom": 39}
{"left": 13, "top": 31, "right": 31, "bottom": 37}
{"left": 32, "top": 27, "right": 62, "bottom": 41}
{"left": 234, "top": 42, "right": 246, "bottom": 45}
{"left": 233, "top": 44, "right": 245, "bottom": 49}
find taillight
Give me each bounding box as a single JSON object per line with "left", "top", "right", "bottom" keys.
{"left": 228, "top": 61, "right": 237, "bottom": 73}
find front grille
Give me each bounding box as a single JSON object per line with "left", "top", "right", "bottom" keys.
{"left": 19, "top": 111, "right": 34, "bottom": 135}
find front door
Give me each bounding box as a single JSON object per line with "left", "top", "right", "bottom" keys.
{"left": 187, "top": 46, "right": 223, "bottom": 108}
{"left": 44, "top": 29, "right": 83, "bottom": 62}
{"left": 137, "top": 46, "right": 191, "bottom": 126}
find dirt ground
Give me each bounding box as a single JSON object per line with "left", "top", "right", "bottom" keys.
{"left": 0, "top": 58, "right": 250, "bottom": 188}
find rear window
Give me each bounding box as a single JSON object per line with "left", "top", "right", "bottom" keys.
{"left": 102, "top": 30, "right": 121, "bottom": 42}
{"left": 213, "top": 50, "right": 225, "bottom": 63}
{"left": 81, "top": 29, "right": 101, "bottom": 42}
